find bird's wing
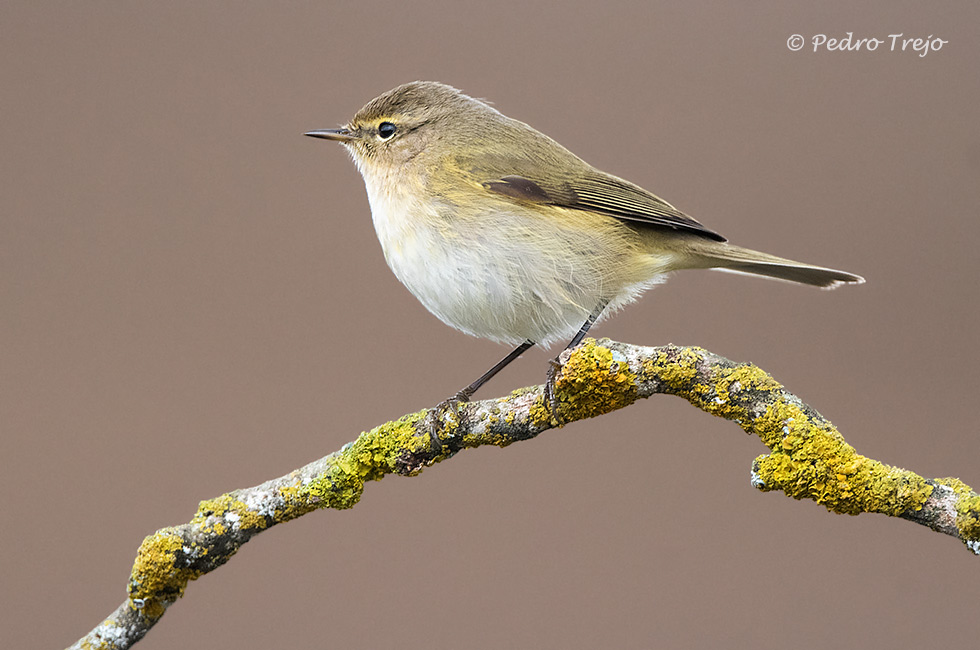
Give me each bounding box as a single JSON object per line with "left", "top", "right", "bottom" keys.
{"left": 483, "top": 172, "right": 726, "bottom": 242}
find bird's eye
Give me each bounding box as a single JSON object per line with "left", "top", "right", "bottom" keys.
{"left": 378, "top": 122, "right": 397, "bottom": 139}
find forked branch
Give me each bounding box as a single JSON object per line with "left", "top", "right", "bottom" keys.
{"left": 69, "top": 339, "right": 980, "bottom": 650}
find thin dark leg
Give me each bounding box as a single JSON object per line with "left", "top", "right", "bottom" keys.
{"left": 565, "top": 301, "right": 609, "bottom": 352}
{"left": 545, "top": 300, "right": 609, "bottom": 420}
{"left": 459, "top": 298, "right": 605, "bottom": 404}
{"left": 455, "top": 339, "right": 536, "bottom": 402}
{"left": 428, "top": 339, "right": 535, "bottom": 454}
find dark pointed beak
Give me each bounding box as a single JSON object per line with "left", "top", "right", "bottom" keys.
{"left": 304, "top": 128, "right": 357, "bottom": 143}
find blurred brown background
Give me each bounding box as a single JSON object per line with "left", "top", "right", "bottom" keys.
{"left": 3, "top": 2, "right": 978, "bottom": 648}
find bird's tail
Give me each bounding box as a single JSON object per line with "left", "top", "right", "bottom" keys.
{"left": 689, "top": 242, "right": 864, "bottom": 289}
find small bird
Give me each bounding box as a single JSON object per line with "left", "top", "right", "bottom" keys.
{"left": 306, "top": 81, "right": 862, "bottom": 422}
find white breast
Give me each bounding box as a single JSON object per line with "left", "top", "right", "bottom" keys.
{"left": 359, "top": 168, "right": 666, "bottom": 346}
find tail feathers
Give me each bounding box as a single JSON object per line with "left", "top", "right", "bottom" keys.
{"left": 695, "top": 244, "right": 864, "bottom": 289}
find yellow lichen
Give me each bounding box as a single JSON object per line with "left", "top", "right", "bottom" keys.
{"left": 127, "top": 493, "right": 282, "bottom": 618}
{"left": 750, "top": 399, "right": 933, "bottom": 516}
{"left": 646, "top": 347, "right": 703, "bottom": 392}
{"left": 648, "top": 352, "right": 938, "bottom": 520}
{"left": 528, "top": 399, "right": 553, "bottom": 428}
{"left": 702, "top": 364, "right": 779, "bottom": 422}
{"left": 936, "top": 478, "right": 980, "bottom": 541}
{"left": 275, "top": 484, "right": 316, "bottom": 523}
{"left": 535, "top": 340, "right": 638, "bottom": 426}
{"left": 112, "top": 340, "right": 980, "bottom": 641}
{"left": 194, "top": 494, "right": 268, "bottom": 532}
{"left": 128, "top": 528, "right": 200, "bottom": 620}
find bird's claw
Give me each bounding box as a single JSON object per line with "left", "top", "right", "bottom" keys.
{"left": 543, "top": 357, "right": 564, "bottom": 425}
{"left": 427, "top": 391, "right": 469, "bottom": 455}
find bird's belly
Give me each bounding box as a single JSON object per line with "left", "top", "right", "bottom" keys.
{"left": 381, "top": 223, "right": 584, "bottom": 345}
{"left": 368, "top": 192, "right": 667, "bottom": 346}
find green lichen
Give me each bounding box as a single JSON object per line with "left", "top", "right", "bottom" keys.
{"left": 300, "top": 411, "right": 431, "bottom": 509}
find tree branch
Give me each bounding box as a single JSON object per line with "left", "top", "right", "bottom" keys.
{"left": 69, "top": 339, "right": 980, "bottom": 650}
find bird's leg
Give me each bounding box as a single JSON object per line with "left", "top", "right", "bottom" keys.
{"left": 428, "top": 339, "right": 535, "bottom": 453}
{"left": 544, "top": 301, "right": 609, "bottom": 423}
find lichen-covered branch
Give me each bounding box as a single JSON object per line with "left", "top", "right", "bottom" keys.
{"left": 69, "top": 339, "right": 980, "bottom": 650}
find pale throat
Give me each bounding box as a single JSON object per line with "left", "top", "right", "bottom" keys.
{"left": 358, "top": 160, "right": 436, "bottom": 268}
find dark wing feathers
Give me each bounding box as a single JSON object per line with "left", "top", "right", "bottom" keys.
{"left": 483, "top": 175, "right": 552, "bottom": 203}
{"left": 568, "top": 175, "right": 725, "bottom": 241}
{"left": 483, "top": 172, "right": 726, "bottom": 242}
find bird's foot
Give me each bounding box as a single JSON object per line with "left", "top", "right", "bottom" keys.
{"left": 426, "top": 390, "right": 471, "bottom": 455}
{"left": 543, "top": 356, "right": 565, "bottom": 425}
